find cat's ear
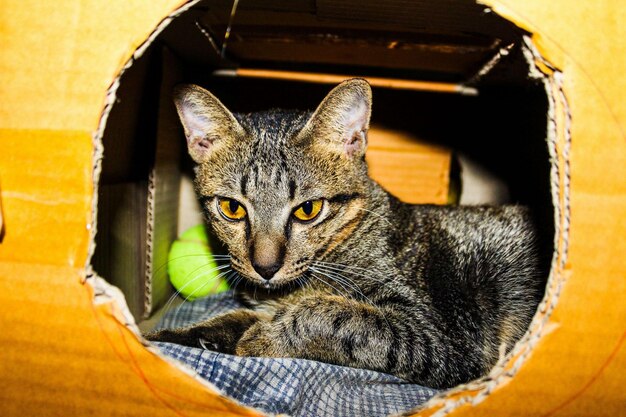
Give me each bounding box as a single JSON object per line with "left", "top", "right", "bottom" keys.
{"left": 173, "top": 84, "right": 244, "bottom": 163}
{"left": 299, "top": 78, "right": 372, "bottom": 157}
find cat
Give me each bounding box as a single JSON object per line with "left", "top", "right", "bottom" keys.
{"left": 145, "top": 79, "right": 547, "bottom": 389}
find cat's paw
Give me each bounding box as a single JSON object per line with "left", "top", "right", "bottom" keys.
{"left": 145, "top": 310, "right": 263, "bottom": 354}
{"left": 143, "top": 325, "right": 240, "bottom": 353}
{"left": 143, "top": 328, "right": 205, "bottom": 348}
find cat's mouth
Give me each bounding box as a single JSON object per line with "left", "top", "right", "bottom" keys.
{"left": 249, "top": 272, "right": 307, "bottom": 291}
{"left": 225, "top": 251, "right": 320, "bottom": 292}
{"left": 228, "top": 260, "right": 310, "bottom": 292}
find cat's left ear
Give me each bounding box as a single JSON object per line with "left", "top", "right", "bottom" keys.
{"left": 173, "top": 84, "right": 245, "bottom": 163}
{"left": 299, "top": 79, "right": 372, "bottom": 157}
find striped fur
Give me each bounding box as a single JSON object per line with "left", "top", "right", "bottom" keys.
{"left": 145, "top": 79, "right": 547, "bottom": 389}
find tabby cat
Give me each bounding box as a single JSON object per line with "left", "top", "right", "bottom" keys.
{"left": 146, "top": 79, "right": 547, "bottom": 389}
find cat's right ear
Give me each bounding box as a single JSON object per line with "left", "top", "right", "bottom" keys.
{"left": 298, "top": 78, "right": 372, "bottom": 158}
{"left": 173, "top": 84, "right": 244, "bottom": 163}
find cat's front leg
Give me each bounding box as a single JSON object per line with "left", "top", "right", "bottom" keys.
{"left": 235, "top": 295, "right": 400, "bottom": 375}
{"left": 145, "top": 309, "right": 268, "bottom": 354}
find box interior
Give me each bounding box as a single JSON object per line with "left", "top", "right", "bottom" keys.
{"left": 91, "top": 0, "right": 554, "bottom": 326}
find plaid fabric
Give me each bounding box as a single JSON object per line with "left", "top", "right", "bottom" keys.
{"left": 154, "top": 292, "right": 438, "bottom": 417}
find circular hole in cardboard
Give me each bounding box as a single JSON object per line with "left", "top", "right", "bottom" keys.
{"left": 88, "top": 1, "right": 567, "bottom": 415}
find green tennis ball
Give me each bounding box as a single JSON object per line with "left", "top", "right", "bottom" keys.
{"left": 168, "top": 225, "right": 229, "bottom": 300}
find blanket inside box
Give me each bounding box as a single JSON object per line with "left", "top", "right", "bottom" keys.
{"left": 154, "top": 292, "right": 438, "bottom": 417}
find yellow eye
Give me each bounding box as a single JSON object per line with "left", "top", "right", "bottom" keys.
{"left": 218, "top": 198, "right": 247, "bottom": 221}
{"left": 293, "top": 199, "right": 323, "bottom": 222}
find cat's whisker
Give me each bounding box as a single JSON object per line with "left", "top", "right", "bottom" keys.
{"left": 296, "top": 274, "right": 311, "bottom": 292}
{"left": 181, "top": 268, "right": 233, "bottom": 304}
{"left": 176, "top": 263, "right": 231, "bottom": 295}
{"left": 309, "top": 267, "right": 393, "bottom": 331}
{"left": 311, "top": 272, "right": 368, "bottom": 319}
{"left": 162, "top": 265, "right": 226, "bottom": 312}
{"left": 161, "top": 264, "right": 231, "bottom": 314}
{"left": 308, "top": 271, "right": 350, "bottom": 299}
{"left": 311, "top": 264, "right": 387, "bottom": 289}
{"left": 309, "top": 267, "right": 357, "bottom": 297}
{"left": 310, "top": 267, "right": 374, "bottom": 306}
{"left": 222, "top": 271, "right": 238, "bottom": 294}
{"left": 166, "top": 254, "right": 231, "bottom": 257}
{"left": 354, "top": 207, "right": 393, "bottom": 227}
{"left": 297, "top": 274, "right": 310, "bottom": 292}
{"left": 151, "top": 253, "right": 231, "bottom": 277}
{"left": 312, "top": 260, "right": 387, "bottom": 278}
{"left": 229, "top": 273, "right": 244, "bottom": 301}
{"left": 311, "top": 261, "right": 390, "bottom": 285}
{"left": 294, "top": 277, "right": 303, "bottom": 291}
{"left": 161, "top": 269, "right": 228, "bottom": 316}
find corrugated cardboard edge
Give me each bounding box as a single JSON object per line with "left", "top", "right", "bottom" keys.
{"left": 85, "top": 1, "right": 270, "bottom": 415}
{"left": 84, "top": 269, "right": 266, "bottom": 416}
{"left": 145, "top": 48, "right": 186, "bottom": 318}
{"left": 87, "top": 272, "right": 225, "bottom": 397}
{"left": 405, "top": 36, "right": 571, "bottom": 417}
{"left": 145, "top": 170, "right": 157, "bottom": 316}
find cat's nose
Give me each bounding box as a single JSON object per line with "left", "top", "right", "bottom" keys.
{"left": 251, "top": 234, "right": 285, "bottom": 280}
{"left": 252, "top": 262, "right": 282, "bottom": 280}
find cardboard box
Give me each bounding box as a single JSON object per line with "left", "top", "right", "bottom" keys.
{"left": 0, "top": 1, "right": 624, "bottom": 416}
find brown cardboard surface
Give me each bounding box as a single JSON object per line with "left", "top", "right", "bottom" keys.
{"left": 0, "top": 0, "right": 188, "bottom": 266}
{"left": 367, "top": 126, "right": 451, "bottom": 204}
{"left": 0, "top": 0, "right": 625, "bottom": 416}
{"left": 0, "top": 262, "right": 262, "bottom": 416}
{"left": 191, "top": 0, "right": 523, "bottom": 82}
{"left": 0, "top": 0, "right": 185, "bottom": 132}
{"left": 0, "top": 129, "right": 92, "bottom": 266}
{"left": 0, "top": 182, "right": 4, "bottom": 236}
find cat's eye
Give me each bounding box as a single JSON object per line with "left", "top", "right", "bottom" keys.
{"left": 293, "top": 199, "right": 324, "bottom": 222}
{"left": 217, "top": 198, "right": 247, "bottom": 221}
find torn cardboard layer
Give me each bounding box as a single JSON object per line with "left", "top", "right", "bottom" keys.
{"left": 87, "top": 271, "right": 260, "bottom": 412}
